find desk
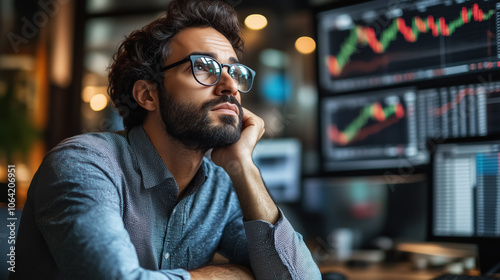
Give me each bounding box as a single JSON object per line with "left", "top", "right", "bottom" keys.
{"left": 311, "top": 241, "right": 480, "bottom": 280}
{"left": 319, "top": 262, "right": 444, "bottom": 280}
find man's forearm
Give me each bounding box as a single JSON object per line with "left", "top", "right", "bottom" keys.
{"left": 190, "top": 263, "right": 254, "bottom": 280}
{"left": 227, "top": 159, "right": 279, "bottom": 224}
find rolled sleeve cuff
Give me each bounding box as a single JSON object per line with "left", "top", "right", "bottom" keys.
{"left": 242, "top": 209, "right": 287, "bottom": 246}
{"left": 243, "top": 209, "right": 321, "bottom": 280}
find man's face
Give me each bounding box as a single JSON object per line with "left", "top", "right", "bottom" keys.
{"left": 159, "top": 27, "right": 243, "bottom": 151}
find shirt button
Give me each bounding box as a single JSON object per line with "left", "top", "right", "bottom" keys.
{"left": 164, "top": 253, "right": 170, "bottom": 260}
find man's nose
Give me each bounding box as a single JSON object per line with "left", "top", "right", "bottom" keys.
{"left": 215, "top": 66, "right": 239, "bottom": 96}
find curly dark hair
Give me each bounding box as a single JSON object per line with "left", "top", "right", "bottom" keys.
{"left": 108, "top": 0, "right": 244, "bottom": 129}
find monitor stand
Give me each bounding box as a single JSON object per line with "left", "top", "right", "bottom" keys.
{"left": 477, "top": 244, "right": 500, "bottom": 274}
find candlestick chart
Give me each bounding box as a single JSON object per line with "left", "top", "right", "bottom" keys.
{"left": 327, "top": 4, "right": 495, "bottom": 77}
{"left": 323, "top": 90, "right": 416, "bottom": 150}
{"left": 318, "top": 0, "right": 499, "bottom": 92}
{"left": 328, "top": 101, "right": 406, "bottom": 146}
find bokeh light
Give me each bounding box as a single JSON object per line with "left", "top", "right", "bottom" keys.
{"left": 245, "top": 14, "right": 268, "bottom": 30}
{"left": 295, "top": 36, "right": 316, "bottom": 54}
{"left": 90, "top": 93, "right": 108, "bottom": 111}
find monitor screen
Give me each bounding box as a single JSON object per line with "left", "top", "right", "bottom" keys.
{"left": 316, "top": 0, "right": 500, "bottom": 172}
{"left": 302, "top": 176, "right": 388, "bottom": 248}
{"left": 321, "top": 87, "right": 426, "bottom": 171}
{"left": 253, "top": 138, "right": 301, "bottom": 203}
{"left": 430, "top": 138, "right": 500, "bottom": 239}
{"left": 317, "top": 0, "right": 499, "bottom": 93}
{"left": 428, "top": 137, "right": 500, "bottom": 272}
{"left": 302, "top": 174, "right": 427, "bottom": 249}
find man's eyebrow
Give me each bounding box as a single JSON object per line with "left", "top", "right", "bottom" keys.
{"left": 188, "top": 52, "right": 240, "bottom": 64}
{"left": 189, "top": 51, "right": 217, "bottom": 58}
{"left": 229, "top": 57, "right": 239, "bottom": 64}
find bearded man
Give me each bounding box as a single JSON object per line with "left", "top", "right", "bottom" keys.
{"left": 12, "top": 1, "right": 321, "bottom": 279}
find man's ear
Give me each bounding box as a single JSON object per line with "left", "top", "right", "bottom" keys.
{"left": 132, "top": 80, "right": 158, "bottom": 111}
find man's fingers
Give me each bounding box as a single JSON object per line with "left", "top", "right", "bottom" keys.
{"left": 242, "top": 107, "right": 265, "bottom": 131}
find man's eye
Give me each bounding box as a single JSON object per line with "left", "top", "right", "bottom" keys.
{"left": 194, "top": 64, "right": 209, "bottom": 71}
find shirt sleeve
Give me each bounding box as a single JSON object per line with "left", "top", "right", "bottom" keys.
{"left": 26, "top": 141, "right": 192, "bottom": 280}
{"left": 243, "top": 210, "right": 322, "bottom": 280}
{"left": 216, "top": 190, "right": 251, "bottom": 267}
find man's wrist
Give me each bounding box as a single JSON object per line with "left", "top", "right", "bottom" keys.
{"left": 224, "top": 158, "right": 280, "bottom": 224}
{"left": 222, "top": 157, "right": 256, "bottom": 178}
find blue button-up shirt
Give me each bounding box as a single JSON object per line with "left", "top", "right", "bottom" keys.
{"left": 12, "top": 126, "right": 321, "bottom": 279}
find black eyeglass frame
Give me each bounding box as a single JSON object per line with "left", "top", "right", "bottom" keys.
{"left": 159, "top": 54, "right": 256, "bottom": 93}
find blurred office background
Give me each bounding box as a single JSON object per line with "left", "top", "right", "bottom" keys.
{"left": 3, "top": 0, "right": 499, "bottom": 277}
{"left": 0, "top": 0, "right": 327, "bottom": 207}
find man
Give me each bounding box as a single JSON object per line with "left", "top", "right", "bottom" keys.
{"left": 12, "top": 0, "right": 321, "bottom": 279}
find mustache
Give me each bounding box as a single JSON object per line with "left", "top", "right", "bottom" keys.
{"left": 202, "top": 95, "right": 242, "bottom": 113}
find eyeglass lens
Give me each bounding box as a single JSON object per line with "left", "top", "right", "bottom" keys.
{"left": 193, "top": 56, "right": 221, "bottom": 85}
{"left": 192, "top": 56, "right": 253, "bottom": 92}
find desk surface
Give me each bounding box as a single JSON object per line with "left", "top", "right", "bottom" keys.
{"left": 310, "top": 240, "right": 485, "bottom": 280}
{"left": 319, "top": 262, "right": 444, "bottom": 280}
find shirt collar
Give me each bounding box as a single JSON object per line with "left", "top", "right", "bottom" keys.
{"left": 127, "top": 125, "right": 208, "bottom": 193}
{"left": 128, "top": 125, "right": 176, "bottom": 189}
{"left": 183, "top": 159, "right": 208, "bottom": 198}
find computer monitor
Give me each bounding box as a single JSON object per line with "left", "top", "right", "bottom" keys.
{"left": 315, "top": 0, "right": 500, "bottom": 172}
{"left": 321, "top": 87, "right": 428, "bottom": 171}
{"left": 303, "top": 174, "right": 428, "bottom": 248}
{"left": 253, "top": 138, "right": 301, "bottom": 203}
{"left": 316, "top": 0, "right": 498, "bottom": 93}
{"left": 427, "top": 136, "right": 500, "bottom": 273}
{"left": 302, "top": 175, "right": 388, "bottom": 248}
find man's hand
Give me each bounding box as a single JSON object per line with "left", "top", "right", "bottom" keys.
{"left": 211, "top": 107, "right": 279, "bottom": 224}
{"left": 190, "top": 263, "right": 255, "bottom": 280}
{"left": 211, "top": 107, "right": 265, "bottom": 174}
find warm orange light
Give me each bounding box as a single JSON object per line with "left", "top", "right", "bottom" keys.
{"left": 82, "top": 86, "right": 107, "bottom": 103}
{"left": 90, "top": 94, "right": 108, "bottom": 111}
{"left": 295, "top": 36, "right": 316, "bottom": 54}
{"left": 245, "top": 14, "right": 268, "bottom": 30}
{"left": 82, "top": 86, "right": 95, "bottom": 103}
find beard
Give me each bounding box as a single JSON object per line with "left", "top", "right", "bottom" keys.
{"left": 157, "top": 85, "right": 243, "bottom": 152}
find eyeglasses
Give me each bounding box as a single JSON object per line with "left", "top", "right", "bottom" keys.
{"left": 160, "top": 54, "right": 256, "bottom": 93}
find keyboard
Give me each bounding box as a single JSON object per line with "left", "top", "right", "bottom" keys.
{"left": 431, "top": 274, "right": 499, "bottom": 280}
